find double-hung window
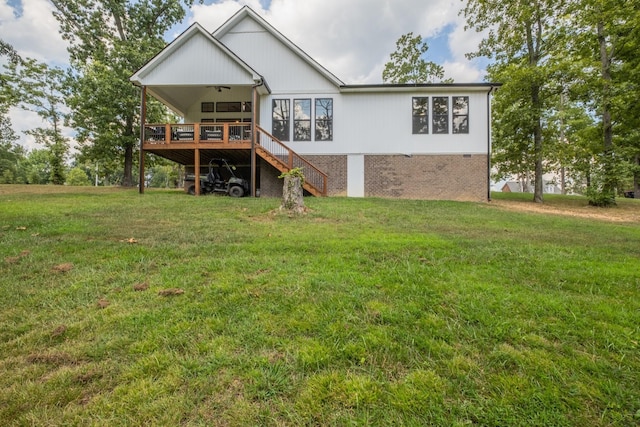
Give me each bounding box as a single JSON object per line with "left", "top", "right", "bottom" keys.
{"left": 272, "top": 99, "right": 290, "bottom": 141}
{"left": 294, "top": 99, "right": 312, "bottom": 141}
{"left": 432, "top": 97, "right": 449, "bottom": 134}
{"left": 452, "top": 96, "right": 469, "bottom": 134}
{"left": 315, "top": 98, "right": 333, "bottom": 141}
{"left": 412, "top": 97, "right": 429, "bottom": 134}
{"left": 273, "top": 97, "right": 333, "bottom": 141}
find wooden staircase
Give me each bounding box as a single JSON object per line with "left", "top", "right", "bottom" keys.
{"left": 255, "top": 126, "right": 327, "bottom": 197}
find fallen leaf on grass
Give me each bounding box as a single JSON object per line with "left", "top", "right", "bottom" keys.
{"left": 158, "top": 288, "right": 184, "bottom": 296}
{"left": 97, "top": 299, "right": 110, "bottom": 309}
{"left": 133, "top": 282, "right": 149, "bottom": 291}
{"left": 50, "top": 325, "right": 67, "bottom": 338}
{"left": 52, "top": 263, "right": 74, "bottom": 273}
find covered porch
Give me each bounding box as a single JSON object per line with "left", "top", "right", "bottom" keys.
{"left": 130, "top": 23, "right": 326, "bottom": 197}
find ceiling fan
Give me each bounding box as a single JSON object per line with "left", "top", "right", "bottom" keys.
{"left": 209, "top": 85, "right": 231, "bottom": 92}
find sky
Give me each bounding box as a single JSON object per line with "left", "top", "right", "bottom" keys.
{"left": 0, "top": 0, "right": 489, "bottom": 150}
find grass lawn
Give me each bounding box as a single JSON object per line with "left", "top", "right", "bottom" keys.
{"left": 1, "top": 185, "right": 639, "bottom": 426}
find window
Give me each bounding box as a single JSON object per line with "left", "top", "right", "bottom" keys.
{"left": 412, "top": 97, "right": 428, "bottom": 134}
{"left": 294, "top": 99, "right": 312, "bottom": 141}
{"left": 315, "top": 98, "right": 333, "bottom": 141}
{"left": 201, "top": 102, "right": 214, "bottom": 112}
{"left": 432, "top": 97, "right": 449, "bottom": 134}
{"left": 452, "top": 96, "right": 469, "bottom": 134}
{"left": 216, "top": 102, "right": 242, "bottom": 113}
{"left": 272, "top": 99, "right": 290, "bottom": 141}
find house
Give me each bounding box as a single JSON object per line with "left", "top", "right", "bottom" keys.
{"left": 130, "top": 6, "right": 499, "bottom": 201}
{"left": 501, "top": 181, "right": 522, "bottom": 193}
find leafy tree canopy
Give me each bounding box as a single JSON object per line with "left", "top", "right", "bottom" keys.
{"left": 382, "top": 32, "right": 449, "bottom": 84}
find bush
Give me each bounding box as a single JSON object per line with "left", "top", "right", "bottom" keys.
{"left": 65, "top": 167, "right": 91, "bottom": 186}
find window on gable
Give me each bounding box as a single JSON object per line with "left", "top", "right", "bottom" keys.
{"left": 294, "top": 99, "right": 312, "bottom": 141}
{"left": 432, "top": 97, "right": 449, "bottom": 134}
{"left": 412, "top": 97, "right": 429, "bottom": 134}
{"left": 272, "top": 99, "right": 290, "bottom": 141}
{"left": 315, "top": 98, "right": 333, "bottom": 141}
{"left": 452, "top": 96, "right": 469, "bottom": 134}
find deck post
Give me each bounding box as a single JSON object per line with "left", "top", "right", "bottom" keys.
{"left": 138, "top": 85, "right": 147, "bottom": 194}
{"left": 251, "top": 85, "right": 257, "bottom": 197}
{"left": 194, "top": 148, "right": 201, "bottom": 196}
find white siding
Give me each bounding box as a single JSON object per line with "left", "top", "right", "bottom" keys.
{"left": 141, "top": 32, "right": 255, "bottom": 86}
{"left": 218, "top": 17, "right": 339, "bottom": 94}
{"left": 275, "top": 90, "right": 489, "bottom": 156}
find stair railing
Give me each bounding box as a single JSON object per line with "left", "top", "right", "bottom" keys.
{"left": 255, "top": 126, "right": 327, "bottom": 196}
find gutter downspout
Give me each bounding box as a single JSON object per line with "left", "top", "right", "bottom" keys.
{"left": 251, "top": 78, "right": 263, "bottom": 197}
{"left": 486, "top": 86, "right": 495, "bottom": 202}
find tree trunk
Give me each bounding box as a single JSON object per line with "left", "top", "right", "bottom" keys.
{"left": 598, "top": 20, "right": 616, "bottom": 204}
{"left": 123, "top": 143, "right": 133, "bottom": 187}
{"left": 527, "top": 18, "right": 543, "bottom": 203}
{"left": 280, "top": 176, "right": 305, "bottom": 213}
{"left": 123, "top": 115, "right": 134, "bottom": 187}
{"left": 634, "top": 154, "right": 640, "bottom": 198}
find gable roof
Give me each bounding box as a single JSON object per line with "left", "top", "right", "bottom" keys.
{"left": 213, "top": 6, "right": 345, "bottom": 88}
{"left": 130, "top": 23, "right": 269, "bottom": 115}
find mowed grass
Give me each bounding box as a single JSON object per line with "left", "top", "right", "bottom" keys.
{"left": 1, "top": 185, "right": 639, "bottom": 426}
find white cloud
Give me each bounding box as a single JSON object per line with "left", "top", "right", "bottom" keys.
{"left": 190, "top": 0, "right": 487, "bottom": 84}
{"left": 0, "top": 0, "right": 69, "bottom": 64}
{"left": 7, "top": 107, "right": 42, "bottom": 151}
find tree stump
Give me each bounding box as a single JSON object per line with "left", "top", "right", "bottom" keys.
{"left": 280, "top": 175, "right": 305, "bottom": 214}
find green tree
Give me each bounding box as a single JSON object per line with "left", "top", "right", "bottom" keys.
{"left": 5, "top": 59, "right": 69, "bottom": 185}
{"left": 50, "top": 0, "right": 195, "bottom": 187}
{"left": 23, "top": 149, "right": 52, "bottom": 184}
{"left": 66, "top": 166, "right": 91, "bottom": 186}
{"left": 464, "top": 0, "right": 566, "bottom": 203}
{"left": 0, "top": 39, "right": 23, "bottom": 183}
{"left": 558, "top": 0, "right": 640, "bottom": 204}
{"left": 382, "top": 32, "right": 448, "bottom": 84}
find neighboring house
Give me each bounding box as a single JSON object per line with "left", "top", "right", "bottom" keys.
{"left": 131, "top": 6, "right": 499, "bottom": 200}
{"left": 501, "top": 181, "right": 522, "bottom": 193}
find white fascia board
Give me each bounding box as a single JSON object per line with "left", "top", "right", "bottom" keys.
{"left": 339, "top": 83, "right": 501, "bottom": 94}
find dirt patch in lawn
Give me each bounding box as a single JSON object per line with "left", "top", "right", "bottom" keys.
{"left": 490, "top": 199, "right": 640, "bottom": 223}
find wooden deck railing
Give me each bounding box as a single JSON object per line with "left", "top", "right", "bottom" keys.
{"left": 255, "top": 126, "right": 327, "bottom": 197}
{"left": 144, "top": 123, "right": 251, "bottom": 145}
{"left": 143, "top": 122, "right": 327, "bottom": 197}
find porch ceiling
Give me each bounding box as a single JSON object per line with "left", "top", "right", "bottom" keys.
{"left": 148, "top": 85, "right": 208, "bottom": 116}
{"left": 147, "top": 83, "right": 269, "bottom": 117}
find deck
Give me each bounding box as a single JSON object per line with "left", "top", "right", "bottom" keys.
{"left": 142, "top": 123, "right": 327, "bottom": 197}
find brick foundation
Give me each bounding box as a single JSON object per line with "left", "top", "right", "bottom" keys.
{"left": 301, "top": 155, "right": 348, "bottom": 196}
{"left": 258, "top": 159, "right": 283, "bottom": 197}
{"left": 251, "top": 154, "right": 488, "bottom": 201}
{"left": 364, "top": 154, "right": 488, "bottom": 201}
